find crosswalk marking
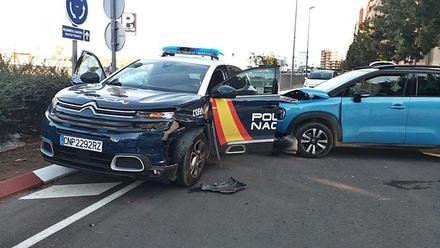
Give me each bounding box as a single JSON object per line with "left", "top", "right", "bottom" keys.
{"left": 20, "top": 182, "right": 122, "bottom": 200}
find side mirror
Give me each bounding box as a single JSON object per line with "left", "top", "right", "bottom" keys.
{"left": 353, "top": 89, "right": 370, "bottom": 103}
{"left": 211, "top": 85, "right": 238, "bottom": 99}
{"left": 80, "top": 72, "right": 100, "bottom": 84}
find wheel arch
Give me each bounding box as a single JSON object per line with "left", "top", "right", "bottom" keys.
{"left": 287, "top": 112, "right": 342, "bottom": 142}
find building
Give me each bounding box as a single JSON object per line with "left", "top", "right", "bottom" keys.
{"left": 354, "top": 7, "right": 364, "bottom": 34}
{"left": 320, "top": 50, "right": 342, "bottom": 70}
{"left": 365, "top": 0, "right": 381, "bottom": 20}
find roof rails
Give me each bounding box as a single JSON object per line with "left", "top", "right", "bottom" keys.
{"left": 374, "top": 64, "right": 440, "bottom": 70}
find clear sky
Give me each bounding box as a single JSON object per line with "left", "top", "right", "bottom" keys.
{"left": 0, "top": 0, "right": 366, "bottom": 67}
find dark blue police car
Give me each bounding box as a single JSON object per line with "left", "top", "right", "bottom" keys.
{"left": 41, "top": 47, "right": 280, "bottom": 186}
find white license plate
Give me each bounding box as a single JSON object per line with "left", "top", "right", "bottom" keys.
{"left": 60, "top": 135, "right": 103, "bottom": 153}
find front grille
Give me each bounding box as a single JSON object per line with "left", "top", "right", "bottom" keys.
{"left": 57, "top": 100, "right": 136, "bottom": 117}
{"left": 50, "top": 100, "right": 169, "bottom": 132}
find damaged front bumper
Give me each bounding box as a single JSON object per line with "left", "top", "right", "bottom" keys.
{"left": 40, "top": 112, "right": 183, "bottom": 180}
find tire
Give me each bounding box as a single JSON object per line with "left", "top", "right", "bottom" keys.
{"left": 294, "top": 122, "right": 334, "bottom": 158}
{"left": 176, "top": 133, "right": 208, "bottom": 187}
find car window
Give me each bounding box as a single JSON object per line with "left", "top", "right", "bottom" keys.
{"left": 308, "top": 71, "right": 334, "bottom": 80}
{"left": 224, "top": 68, "right": 276, "bottom": 95}
{"left": 105, "top": 60, "right": 209, "bottom": 93}
{"left": 227, "top": 65, "right": 242, "bottom": 77}
{"left": 347, "top": 74, "right": 408, "bottom": 97}
{"left": 76, "top": 53, "right": 105, "bottom": 81}
{"left": 207, "top": 68, "right": 226, "bottom": 93}
{"left": 416, "top": 73, "right": 440, "bottom": 97}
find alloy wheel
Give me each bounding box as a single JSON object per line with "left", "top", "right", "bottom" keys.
{"left": 300, "top": 128, "right": 329, "bottom": 155}
{"left": 189, "top": 140, "right": 206, "bottom": 178}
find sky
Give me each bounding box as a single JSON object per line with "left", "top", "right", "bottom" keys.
{"left": 0, "top": 0, "right": 366, "bottom": 67}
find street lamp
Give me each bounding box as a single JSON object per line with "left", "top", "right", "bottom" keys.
{"left": 305, "top": 6, "right": 315, "bottom": 77}
{"left": 290, "top": 0, "right": 299, "bottom": 88}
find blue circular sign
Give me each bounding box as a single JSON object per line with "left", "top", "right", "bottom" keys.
{"left": 66, "top": 0, "right": 88, "bottom": 26}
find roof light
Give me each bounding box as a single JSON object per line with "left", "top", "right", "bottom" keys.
{"left": 162, "top": 46, "right": 223, "bottom": 60}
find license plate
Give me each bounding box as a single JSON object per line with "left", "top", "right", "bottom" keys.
{"left": 60, "top": 135, "right": 103, "bottom": 153}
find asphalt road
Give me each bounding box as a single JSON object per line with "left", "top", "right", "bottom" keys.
{"left": 1, "top": 147, "right": 440, "bottom": 248}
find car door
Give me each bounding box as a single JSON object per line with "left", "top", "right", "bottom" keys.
{"left": 341, "top": 72, "right": 410, "bottom": 144}
{"left": 71, "top": 51, "right": 106, "bottom": 85}
{"left": 405, "top": 72, "right": 440, "bottom": 145}
{"left": 210, "top": 67, "right": 279, "bottom": 154}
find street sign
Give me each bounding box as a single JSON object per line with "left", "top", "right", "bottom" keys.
{"left": 62, "top": 25, "right": 90, "bottom": 42}
{"left": 66, "top": 0, "right": 88, "bottom": 26}
{"left": 103, "top": 0, "right": 125, "bottom": 19}
{"left": 105, "top": 22, "right": 126, "bottom": 51}
{"left": 121, "top": 13, "right": 136, "bottom": 33}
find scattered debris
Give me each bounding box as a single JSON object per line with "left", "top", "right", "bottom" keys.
{"left": 384, "top": 180, "right": 434, "bottom": 190}
{"left": 89, "top": 223, "right": 95, "bottom": 227}
{"left": 15, "top": 158, "right": 27, "bottom": 162}
{"left": 188, "top": 177, "right": 247, "bottom": 194}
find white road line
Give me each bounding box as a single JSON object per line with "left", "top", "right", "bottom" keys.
{"left": 20, "top": 182, "right": 122, "bottom": 200}
{"left": 33, "top": 165, "right": 77, "bottom": 183}
{"left": 13, "top": 180, "right": 145, "bottom": 248}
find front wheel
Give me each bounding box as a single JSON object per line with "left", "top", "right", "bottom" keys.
{"left": 295, "top": 122, "right": 334, "bottom": 158}
{"left": 176, "top": 133, "right": 208, "bottom": 187}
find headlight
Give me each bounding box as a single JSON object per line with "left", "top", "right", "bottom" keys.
{"left": 136, "top": 111, "right": 174, "bottom": 119}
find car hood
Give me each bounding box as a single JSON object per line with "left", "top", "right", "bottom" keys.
{"left": 281, "top": 87, "right": 330, "bottom": 100}
{"left": 55, "top": 83, "right": 202, "bottom": 110}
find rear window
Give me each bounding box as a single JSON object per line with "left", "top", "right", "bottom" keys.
{"left": 308, "top": 71, "right": 333, "bottom": 80}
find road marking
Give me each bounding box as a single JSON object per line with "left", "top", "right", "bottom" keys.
{"left": 20, "top": 182, "right": 122, "bottom": 200}
{"left": 33, "top": 165, "right": 77, "bottom": 183}
{"left": 13, "top": 180, "right": 144, "bottom": 248}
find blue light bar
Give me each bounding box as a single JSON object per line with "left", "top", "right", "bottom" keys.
{"left": 162, "top": 46, "right": 224, "bottom": 59}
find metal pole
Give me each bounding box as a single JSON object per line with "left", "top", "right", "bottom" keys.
{"left": 305, "top": 6, "right": 314, "bottom": 77}
{"left": 72, "top": 40, "right": 77, "bottom": 75}
{"left": 290, "top": 0, "right": 299, "bottom": 88}
{"left": 111, "top": 0, "right": 117, "bottom": 72}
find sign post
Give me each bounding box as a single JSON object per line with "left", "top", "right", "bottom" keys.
{"left": 64, "top": 0, "right": 90, "bottom": 74}
{"left": 110, "top": 0, "right": 116, "bottom": 72}
{"left": 104, "top": 0, "right": 125, "bottom": 73}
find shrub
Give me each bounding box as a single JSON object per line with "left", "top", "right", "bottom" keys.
{"left": 0, "top": 54, "right": 70, "bottom": 142}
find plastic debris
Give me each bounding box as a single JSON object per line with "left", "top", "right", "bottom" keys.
{"left": 188, "top": 177, "right": 247, "bottom": 194}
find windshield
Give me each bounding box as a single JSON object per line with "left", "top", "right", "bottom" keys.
{"left": 105, "top": 60, "right": 209, "bottom": 93}
{"left": 315, "top": 69, "right": 377, "bottom": 92}
{"left": 308, "top": 70, "right": 334, "bottom": 80}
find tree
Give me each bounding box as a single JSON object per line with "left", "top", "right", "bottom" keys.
{"left": 375, "top": 0, "right": 440, "bottom": 63}
{"left": 249, "top": 53, "right": 278, "bottom": 66}
{"left": 342, "top": 21, "right": 381, "bottom": 70}
{"left": 344, "top": 0, "right": 440, "bottom": 68}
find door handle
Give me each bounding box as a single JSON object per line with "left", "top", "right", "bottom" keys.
{"left": 262, "top": 104, "right": 278, "bottom": 109}
{"left": 390, "top": 103, "right": 406, "bottom": 110}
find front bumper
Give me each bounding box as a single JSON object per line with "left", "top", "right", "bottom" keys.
{"left": 40, "top": 112, "right": 178, "bottom": 180}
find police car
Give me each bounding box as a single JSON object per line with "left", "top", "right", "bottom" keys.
{"left": 41, "top": 47, "right": 280, "bottom": 186}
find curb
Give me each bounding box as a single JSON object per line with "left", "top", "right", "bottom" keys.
{"left": 0, "top": 165, "right": 77, "bottom": 199}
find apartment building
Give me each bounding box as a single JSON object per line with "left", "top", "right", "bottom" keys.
{"left": 320, "top": 50, "right": 342, "bottom": 70}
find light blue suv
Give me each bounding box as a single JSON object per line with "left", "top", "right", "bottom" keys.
{"left": 276, "top": 65, "right": 440, "bottom": 158}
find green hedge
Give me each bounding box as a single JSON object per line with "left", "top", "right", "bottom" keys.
{"left": 0, "top": 54, "right": 70, "bottom": 142}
